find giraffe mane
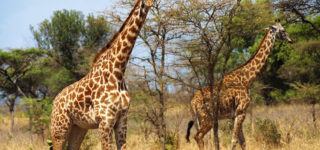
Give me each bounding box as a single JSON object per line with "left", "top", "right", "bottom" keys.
{"left": 92, "top": 0, "right": 142, "bottom": 66}
{"left": 227, "top": 29, "right": 270, "bottom": 74}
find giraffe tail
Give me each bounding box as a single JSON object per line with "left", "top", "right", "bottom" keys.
{"left": 186, "top": 120, "right": 194, "bottom": 142}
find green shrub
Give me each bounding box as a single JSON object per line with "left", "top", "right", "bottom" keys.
{"left": 23, "top": 97, "right": 52, "bottom": 136}
{"left": 165, "top": 131, "right": 178, "bottom": 150}
{"left": 253, "top": 118, "right": 281, "bottom": 147}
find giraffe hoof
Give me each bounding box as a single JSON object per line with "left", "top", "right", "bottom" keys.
{"left": 145, "top": 0, "right": 153, "bottom": 7}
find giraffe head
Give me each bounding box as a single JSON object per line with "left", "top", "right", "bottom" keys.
{"left": 270, "top": 20, "right": 293, "bottom": 43}
{"left": 143, "top": 0, "right": 153, "bottom": 7}
{"left": 140, "top": 0, "right": 153, "bottom": 15}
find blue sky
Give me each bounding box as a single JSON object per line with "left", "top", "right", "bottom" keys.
{"left": 0, "top": 0, "right": 116, "bottom": 50}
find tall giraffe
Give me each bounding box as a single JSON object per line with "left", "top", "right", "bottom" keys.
{"left": 50, "top": 0, "right": 152, "bottom": 149}
{"left": 186, "top": 21, "right": 292, "bottom": 150}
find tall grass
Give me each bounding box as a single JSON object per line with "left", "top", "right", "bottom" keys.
{"left": 0, "top": 104, "right": 319, "bottom": 150}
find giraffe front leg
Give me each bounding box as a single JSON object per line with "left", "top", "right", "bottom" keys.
{"left": 239, "top": 127, "right": 246, "bottom": 150}
{"left": 51, "top": 112, "right": 71, "bottom": 150}
{"left": 231, "top": 113, "right": 246, "bottom": 150}
{"left": 114, "top": 110, "right": 128, "bottom": 150}
{"left": 99, "top": 117, "right": 116, "bottom": 150}
{"left": 231, "top": 90, "right": 250, "bottom": 150}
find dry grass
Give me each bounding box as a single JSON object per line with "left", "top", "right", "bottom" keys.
{"left": 0, "top": 117, "right": 48, "bottom": 150}
{"left": 0, "top": 104, "right": 319, "bottom": 150}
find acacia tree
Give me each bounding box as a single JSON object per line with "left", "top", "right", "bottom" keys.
{"left": 31, "top": 10, "right": 112, "bottom": 79}
{"left": 0, "top": 48, "right": 46, "bottom": 133}
{"left": 170, "top": 0, "right": 244, "bottom": 149}
{"left": 274, "top": 0, "right": 320, "bottom": 34}
{"left": 137, "top": 1, "right": 181, "bottom": 149}
{"left": 263, "top": 11, "right": 320, "bottom": 105}
{"left": 277, "top": 18, "right": 320, "bottom": 83}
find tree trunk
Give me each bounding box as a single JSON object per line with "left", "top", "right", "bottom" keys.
{"left": 311, "top": 101, "right": 317, "bottom": 132}
{"left": 213, "top": 104, "right": 220, "bottom": 150}
{"left": 10, "top": 110, "right": 14, "bottom": 134}
{"left": 209, "top": 63, "right": 220, "bottom": 150}
{"left": 159, "top": 92, "right": 166, "bottom": 150}
{"left": 159, "top": 35, "right": 167, "bottom": 150}
{"left": 29, "top": 105, "right": 33, "bottom": 131}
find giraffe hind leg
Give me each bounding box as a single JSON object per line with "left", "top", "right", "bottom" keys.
{"left": 194, "top": 122, "right": 212, "bottom": 150}
{"left": 67, "top": 125, "right": 88, "bottom": 150}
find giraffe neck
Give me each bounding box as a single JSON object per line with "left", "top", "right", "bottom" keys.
{"left": 233, "top": 29, "right": 276, "bottom": 87}
{"left": 90, "top": 0, "right": 150, "bottom": 84}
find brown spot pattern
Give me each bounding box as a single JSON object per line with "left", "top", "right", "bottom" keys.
{"left": 190, "top": 27, "right": 281, "bottom": 150}
{"left": 51, "top": 0, "right": 151, "bottom": 149}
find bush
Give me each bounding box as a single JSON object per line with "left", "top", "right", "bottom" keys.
{"left": 253, "top": 118, "right": 281, "bottom": 147}
{"left": 165, "top": 131, "right": 179, "bottom": 150}
{"left": 23, "top": 97, "right": 52, "bottom": 140}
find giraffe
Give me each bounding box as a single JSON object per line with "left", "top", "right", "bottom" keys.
{"left": 50, "top": 0, "right": 152, "bottom": 149}
{"left": 186, "top": 21, "right": 292, "bottom": 150}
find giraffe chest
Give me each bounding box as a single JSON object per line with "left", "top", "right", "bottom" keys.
{"left": 65, "top": 80, "right": 131, "bottom": 129}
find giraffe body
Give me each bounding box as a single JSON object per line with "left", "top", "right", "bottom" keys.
{"left": 186, "top": 22, "right": 292, "bottom": 150}
{"left": 50, "top": 1, "right": 152, "bottom": 149}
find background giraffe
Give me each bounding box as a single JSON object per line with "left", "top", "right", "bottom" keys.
{"left": 50, "top": 0, "right": 152, "bottom": 149}
{"left": 186, "top": 21, "right": 292, "bottom": 150}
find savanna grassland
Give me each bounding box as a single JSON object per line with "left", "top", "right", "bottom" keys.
{"left": 1, "top": 104, "right": 319, "bottom": 150}
{"left": 1, "top": 0, "right": 319, "bottom": 150}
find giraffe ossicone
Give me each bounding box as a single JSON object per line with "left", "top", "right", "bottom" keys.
{"left": 186, "top": 22, "right": 292, "bottom": 150}
{"left": 50, "top": 0, "right": 152, "bottom": 150}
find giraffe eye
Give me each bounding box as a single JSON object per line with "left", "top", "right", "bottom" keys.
{"left": 280, "top": 30, "right": 286, "bottom": 35}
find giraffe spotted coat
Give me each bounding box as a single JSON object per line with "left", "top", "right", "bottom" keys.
{"left": 50, "top": 0, "right": 152, "bottom": 150}
{"left": 187, "top": 22, "right": 292, "bottom": 150}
